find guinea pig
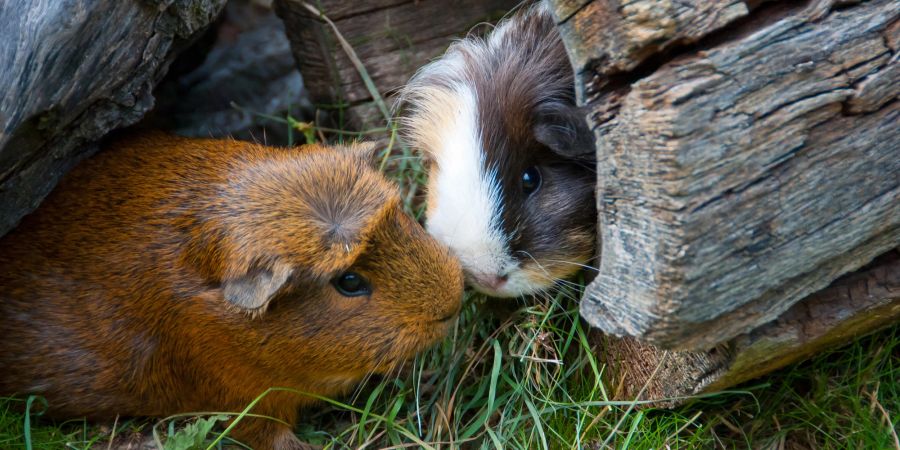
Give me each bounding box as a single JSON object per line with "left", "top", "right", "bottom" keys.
{"left": 0, "top": 133, "right": 463, "bottom": 450}
{"left": 397, "top": 1, "right": 596, "bottom": 298}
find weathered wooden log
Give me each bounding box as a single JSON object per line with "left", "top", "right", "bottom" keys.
{"left": 595, "top": 248, "right": 900, "bottom": 405}
{"left": 273, "top": 0, "right": 520, "bottom": 129}
{"left": 550, "top": 0, "right": 900, "bottom": 350}
{"left": 0, "top": 0, "right": 225, "bottom": 238}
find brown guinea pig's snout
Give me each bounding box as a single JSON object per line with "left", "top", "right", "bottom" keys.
{"left": 430, "top": 289, "right": 463, "bottom": 325}
{"left": 418, "top": 283, "right": 463, "bottom": 346}
{"left": 388, "top": 209, "right": 465, "bottom": 328}
{"left": 435, "top": 301, "right": 462, "bottom": 323}
{"left": 427, "top": 250, "right": 465, "bottom": 326}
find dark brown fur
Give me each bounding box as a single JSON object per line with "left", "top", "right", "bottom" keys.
{"left": 0, "top": 133, "right": 463, "bottom": 449}
{"left": 468, "top": 6, "right": 596, "bottom": 266}
{"left": 399, "top": 2, "right": 596, "bottom": 293}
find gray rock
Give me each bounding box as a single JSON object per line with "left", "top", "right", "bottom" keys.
{"left": 150, "top": 0, "right": 311, "bottom": 146}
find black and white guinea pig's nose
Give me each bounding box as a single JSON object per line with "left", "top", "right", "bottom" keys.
{"left": 470, "top": 272, "right": 509, "bottom": 293}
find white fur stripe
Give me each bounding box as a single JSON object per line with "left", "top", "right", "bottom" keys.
{"left": 424, "top": 85, "right": 512, "bottom": 278}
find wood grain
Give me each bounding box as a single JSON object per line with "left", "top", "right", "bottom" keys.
{"left": 548, "top": 0, "right": 749, "bottom": 102}
{"left": 0, "top": 0, "right": 225, "bottom": 237}
{"left": 274, "top": 0, "right": 519, "bottom": 128}
{"left": 560, "top": 0, "right": 900, "bottom": 349}
{"left": 596, "top": 249, "right": 900, "bottom": 405}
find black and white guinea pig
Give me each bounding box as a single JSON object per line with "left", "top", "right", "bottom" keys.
{"left": 398, "top": 1, "right": 596, "bottom": 297}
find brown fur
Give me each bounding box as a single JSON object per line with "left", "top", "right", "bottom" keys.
{"left": 0, "top": 133, "right": 463, "bottom": 449}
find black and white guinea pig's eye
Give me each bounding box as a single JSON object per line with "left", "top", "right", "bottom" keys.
{"left": 332, "top": 272, "right": 371, "bottom": 297}
{"left": 522, "top": 166, "right": 542, "bottom": 195}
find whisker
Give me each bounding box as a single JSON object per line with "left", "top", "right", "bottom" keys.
{"left": 516, "top": 250, "right": 553, "bottom": 279}
{"left": 526, "top": 272, "right": 582, "bottom": 305}
{"left": 554, "top": 279, "right": 584, "bottom": 290}
{"left": 542, "top": 258, "right": 600, "bottom": 272}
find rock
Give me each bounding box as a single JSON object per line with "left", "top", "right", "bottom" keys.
{"left": 149, "top": 0, "right": 311, "bottom": 146}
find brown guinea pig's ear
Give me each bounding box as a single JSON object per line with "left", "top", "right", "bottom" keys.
{"left": 534, "top": 103, "right": 595, "bottom": 161}
{"left": 221, "top": 261, "right": 293, "bottom": 312}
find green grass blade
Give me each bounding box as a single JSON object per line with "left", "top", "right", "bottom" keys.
{"left": 621, "top": 410, "right": 644, "bottom": 449}
{"left": 459, "top": 339, "right": 503, "bottom": 440}
{"left": 523, "top": 396, "right": 548, "bottom": 450}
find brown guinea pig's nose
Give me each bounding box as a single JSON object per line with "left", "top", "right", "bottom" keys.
{"left": 436, "top": 296, "right": 462, "bottom": 322}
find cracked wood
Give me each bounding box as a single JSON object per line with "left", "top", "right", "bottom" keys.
{"left": 595, "top": 249, "right": 900, "bottom": 405}
{"left": 274, "top": 0, "right": 518, "bottom": 128}
{"left": 0, "top": 0, "right": 225, "bottom": 237}
{"left": 551, "top": 0, "right": 900, "bottom": 349}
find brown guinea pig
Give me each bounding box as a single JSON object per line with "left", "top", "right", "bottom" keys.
{"left": 0, "top": 133, "right": 463, "bottom": 450}
{"left": 397, "top": 1, "right": 596, "bottom": 298}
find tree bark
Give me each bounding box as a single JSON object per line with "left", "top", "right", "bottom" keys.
{"left": 0, "top": 0, "right": 225, "bottom": 237}
{"left": 549, "top": 0, "right": 900, "bottom": 350}
{"left": 273, "top": 0, "right": 520, "bottom": 129}
{"left": 595, "top": 249, "right": 900, "bottom": 406}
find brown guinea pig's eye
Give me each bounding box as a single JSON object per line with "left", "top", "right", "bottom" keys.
{"left": 332, "top": 272, "right": 371, "bottom": 297}
{"left": 522, "top": 166, "right": 542, "bottom": 195}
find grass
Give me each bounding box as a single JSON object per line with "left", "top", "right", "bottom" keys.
{"left": 2, "top": 284, "right": 897, "bottom": 449}
{"left": 1, "top": 121, "right": 897, "bottom": 449}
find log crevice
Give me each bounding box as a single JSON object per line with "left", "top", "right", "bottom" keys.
{"left": 568, "top": 0, "right": 832, "bottom": 143}
{"left": 596, "top": 249, "right": 900, "bottom": 405}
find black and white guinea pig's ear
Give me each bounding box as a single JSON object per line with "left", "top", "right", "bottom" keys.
{"left": 222, "top": 261, "right": 293, "bottom": 313}
{"left": 345, "top": 141, "right": 380, "bottom": 168}
{"left": 534, "top": 103, "right": 595, "bottom": 161}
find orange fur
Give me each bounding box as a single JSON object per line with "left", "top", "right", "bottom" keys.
{"left": 0, "top": 133, "right": 463, "bottom": 450}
